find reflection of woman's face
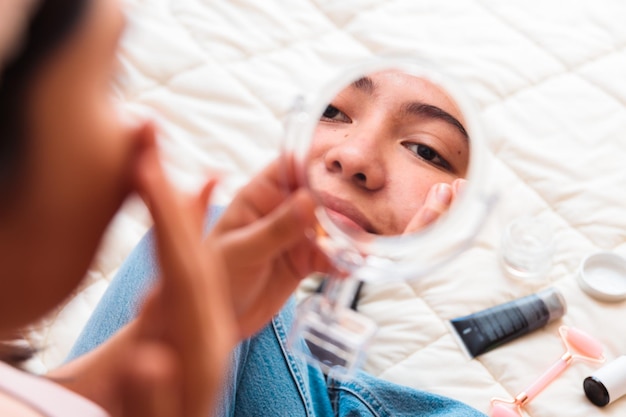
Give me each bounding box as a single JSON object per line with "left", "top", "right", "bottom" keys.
{"left": 307, "top": 70, "right": 469, "bottom": 236}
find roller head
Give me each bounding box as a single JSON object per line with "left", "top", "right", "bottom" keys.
{"left": 491, "top": 404, "right": 520, "bottom": 417}
{"left": 566, "top": 327, "right": 603, "bottom": 359}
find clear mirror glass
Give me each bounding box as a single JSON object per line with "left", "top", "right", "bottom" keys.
{"left": 308, "top": 69, "right": 470, "bottom": 238}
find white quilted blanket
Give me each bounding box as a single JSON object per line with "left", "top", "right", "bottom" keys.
{"left": 27, "top": 1, "right": 626, "bottom": 416}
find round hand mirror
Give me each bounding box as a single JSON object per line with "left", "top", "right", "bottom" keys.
{"left": 285, "top": 56, "right": 494, "bottom": 282}
{"left": 284, "top": 56, "right": 496, "bottom": 374}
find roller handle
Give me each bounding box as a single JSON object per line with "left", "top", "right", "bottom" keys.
{"left": 523, "top": 358, "right": 569, "bottom": 402}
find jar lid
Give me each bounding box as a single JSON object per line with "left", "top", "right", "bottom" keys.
{"left": 577, "top": 252, "right": 626, "bottom": 302}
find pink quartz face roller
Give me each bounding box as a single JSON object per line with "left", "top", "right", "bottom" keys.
{"left": 490, "top": 326, "right": 605, "bottom": 417}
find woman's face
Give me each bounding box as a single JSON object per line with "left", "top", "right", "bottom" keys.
{"left": 0, "top": 0, "right": 149, "bottom": 330}
{"left": 306, "top": 70, "right": 469, "bottom": 236}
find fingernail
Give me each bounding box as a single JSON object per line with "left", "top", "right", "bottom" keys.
{"left": 435, "top": 183, "right": 452, "bottom": 205}
{"left": 453, "top": 178, "right": 467, "bottom": 195}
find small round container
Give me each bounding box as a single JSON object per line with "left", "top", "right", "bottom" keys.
{"left": 577, "top": 252, "right": 626, "bottom": 302}
{"left": 500, "top": 216, "right": 555, "bottom": 280}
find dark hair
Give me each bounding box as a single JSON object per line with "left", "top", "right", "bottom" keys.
{"left": 0, "top": 338, "right": 37, "bottom": 368}
{"left": 0, "top": 0, "right": 90, "bottom": 198}
{"left": 0, "top": 0, "right": 90, "bottom": 367}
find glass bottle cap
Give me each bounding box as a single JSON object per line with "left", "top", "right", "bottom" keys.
{"left": 577, "top": 252, "right": 626, "bottom": 302}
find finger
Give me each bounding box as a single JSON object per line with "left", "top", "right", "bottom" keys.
{"left": 135, "top": 144, "right": 205, "bottom": 260}
{"left": 135, "top": 148, "right": 189, "bottom": 266}
{"left": 217, "top": 155, "right": 304, "bottom": 230}
{"left": 195, "top": 178, "right": 218, "bottom": 231}
{"left": 121, "top": 343, "right": 181, "bottom": 417}
{"left": 403, "top": 182, "right": 453, "bottom": 233}
{"left": 272, "top": 152, "right": 304, "bottom": 191}
{"left": 135, "top": 144, "right": 178, "bottom": 226}
{"left": 135, "top": 145, "right": 213, "bottom": 320}
{"left": 283, "top": 234, "right": 336, "bottom": 278}
{"left": 452, "top": 178, "right": 467, "bottom": 199}
{"left": 135, "top": 140, "right": 213, "bottom": 236}
{"left": 235, "top": 249, "right": 328, "bottom": 338}
{"left": 220, "top": 188, "right": 318, "bottom": 264}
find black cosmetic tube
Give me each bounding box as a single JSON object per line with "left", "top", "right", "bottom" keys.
{"left": 450, "top": 288, "right": 566, "bottom": 358}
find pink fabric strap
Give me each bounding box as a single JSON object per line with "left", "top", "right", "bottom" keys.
{"left": 0, "top": 362, "right": 109, "bottom": 417}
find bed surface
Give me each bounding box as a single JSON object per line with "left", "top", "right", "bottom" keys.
{"left": 27, "top": 1, "right": 626, "bottom": 416}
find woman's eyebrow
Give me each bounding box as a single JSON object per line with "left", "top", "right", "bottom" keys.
{"left": 351, "top": 76, "right": 376, "bottom": 94}
{"left": 349, "top": 77, "right": 468, "bottom": 139}
{"left": 402, "top": 102, "right": 469, "bottom": 140}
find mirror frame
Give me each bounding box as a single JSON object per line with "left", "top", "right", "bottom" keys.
{"left": 284, "top": 56, "right": 496, "bottom": 281}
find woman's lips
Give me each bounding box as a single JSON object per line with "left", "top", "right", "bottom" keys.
{"left": 315, "top": 191, "right": 377, "bottom": 234}
{"left": 325, "top": 209, "right": 368, "bottom": 233}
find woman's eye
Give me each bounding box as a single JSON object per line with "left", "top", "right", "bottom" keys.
{"left": 320, "top": 104, "right": 351, "bottom": 123}
{"left": 404, "top": 143, "right": 452, "bottom": 171}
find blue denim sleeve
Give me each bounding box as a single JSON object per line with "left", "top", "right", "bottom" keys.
{"left": 66, "top": 205, "right": 226, "bottom": 361}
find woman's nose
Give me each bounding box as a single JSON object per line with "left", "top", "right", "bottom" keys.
{"left": 324, "top": 133, "right": 385, "bottom": 190}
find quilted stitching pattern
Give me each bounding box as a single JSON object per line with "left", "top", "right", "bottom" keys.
{"left": 26, "top": 1, "right": 626, "bottom": 415}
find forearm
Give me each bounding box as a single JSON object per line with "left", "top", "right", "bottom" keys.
{"left": 48, "top": 321, "right": 141, "bottom": 416}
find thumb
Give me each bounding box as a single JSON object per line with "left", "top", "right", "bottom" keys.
{"left": 221, "top": 189, "right": 317, "bottom": 262}
{"left": 404, "top": 183, "right": 453, "bottom": 234}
